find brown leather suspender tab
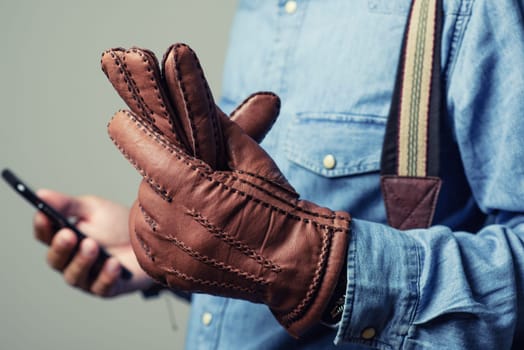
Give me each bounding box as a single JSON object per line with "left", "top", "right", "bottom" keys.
{"left": 380, "top": 0, "right": 443, "bottom": 230}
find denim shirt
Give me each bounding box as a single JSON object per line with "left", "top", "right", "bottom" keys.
{"left": 184, "top": 0, "right": 524, "bottom": 349}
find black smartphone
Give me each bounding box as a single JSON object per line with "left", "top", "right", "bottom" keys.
{"left": 2, "top": 168, "right": 132, "bottom": 280}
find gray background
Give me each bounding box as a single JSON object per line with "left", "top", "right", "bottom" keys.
{"left": 0, "top": 1, "right": 237, "bottom": 349}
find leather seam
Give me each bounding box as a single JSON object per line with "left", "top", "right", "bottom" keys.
{"left": 141, "top": 195, "right": 273, "bottom": 283}
{"left": 103, "top": 50, "right": 155, "bottom": 124}
{"left": 112, "top": 111, "right": 350, "bottom": 231}
{"left": 139, "top": 204, "right": 158, "bottom": 232}
{"left": 234, "top": 169, "right": 298, "bottom": 198}
{"left": 163, "top": 233, "right": 270, "bottom": 286}
{"left": 185, "top": 44, "right": 222, "bottom": 167}
{"left": 173, "top": 45, "right": 200, "bottom": 158}
{"left": 108, "top": 113, "right": 174, "bottom": 202}
{"left": 280, "top": 229, "right": 332, "bottom": 326}
{"left": 131, "top": 48, "right": 174, "bottom": 126}
{"left": 163, "top": 265, "right": 258, "bottom": 295}
{"left": 188, "top": 209, "right": 282, "bottom": 273}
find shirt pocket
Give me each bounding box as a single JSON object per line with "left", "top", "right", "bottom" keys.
{"left": 284, "top": 112, "right": 386, "bottom": 178}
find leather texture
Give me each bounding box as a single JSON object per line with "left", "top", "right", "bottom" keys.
{"left": 102, "top": 43, "right": 351, "bottom": 337}
{"left": 381, "top": 176, "right": 442, "bottom": 230}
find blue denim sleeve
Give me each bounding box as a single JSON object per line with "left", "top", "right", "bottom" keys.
{"left": 335, "top": 0, "right": 524, "bottom": 348}
{"left": 336, "top": 220, "right": 524, "bottom": 349}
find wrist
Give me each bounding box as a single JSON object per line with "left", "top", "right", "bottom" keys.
{"left": 141, "top": 281, "right": 166, "bottom": 298}
{"left": 320, "top": 253, "right": 348, "bottom": 327}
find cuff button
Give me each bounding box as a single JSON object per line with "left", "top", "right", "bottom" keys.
{"left": 201, "top": 312, "right": 213, "bottom": 326}
{"left": 361, "top": 327, "right": 376, "bottom": 340}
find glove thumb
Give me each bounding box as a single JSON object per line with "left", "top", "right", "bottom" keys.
{"left": 229, "top": 92, "right": 280, "bottom": 143}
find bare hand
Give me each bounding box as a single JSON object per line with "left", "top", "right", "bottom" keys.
{"left": 33, "top": 189, "right": 156, "bottom": 297}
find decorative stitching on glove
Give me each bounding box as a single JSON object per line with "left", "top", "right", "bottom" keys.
{"left": 280, "top": 229, "right": 333, "bottom": 327}
{"left": 140, "top": 202, "right": 271, "bottom": 285}
{"left": 188, "top": 209, "right": 282, "bottom": 273}
{"left": 173, "top": 47, "right": 199, "bottom": 157}
{"left": 180, "top": 44, "right": 222, "bottom": 167}
{"left": 139, "top": 204, "right": 158, "bottom": 231}
{"left": 111, "top": 111, "right": 350, "bottom": 232}
{"left": 135, "top": 231, "right": 155, "bottom": 262}
{"left": 234, "top": 169, "right": 298, "bottom": 198}
{"left": 128, "top": 48, "right": 173, "bottom": 126}
{"left": 184, "top": 45, "right": 223, "bottom": 168}
{"left": 108, "top": 116, "right": 174, "bottom": 202}
{"left": 135, "top": 215, "right": 261, "bottom": 296}
{"left": 102, "top": 50, "right": 155, "bottom": 124}
{"left": 221, "top": 172, "right": 351, "bottom": 227}
{"left": 163, "top": 265, "right": 259, "bottom": 295}
{"left": 172, "top": 43, "right": 219, "bottom": 160}
{"left": 164, "top": 233, "right": 270, "bottom": 286}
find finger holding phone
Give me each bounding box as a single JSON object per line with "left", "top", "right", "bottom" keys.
{"left": 34, "top": 189, "right": 155, "bottom": 297}
{"left": 3, "top": 169, "right": 155, "bottom": 297}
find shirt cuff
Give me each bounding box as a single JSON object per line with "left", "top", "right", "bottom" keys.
{"left": 334, "top": 218, "right": 421, "bottom": 349}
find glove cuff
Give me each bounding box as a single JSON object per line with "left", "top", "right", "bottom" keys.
{"left": 273, "top": 211, "right": 351, "bottom": 338}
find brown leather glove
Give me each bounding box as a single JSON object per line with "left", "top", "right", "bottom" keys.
{"left": 103, "top": 43, "right": 351, "bottom": 337}
{"left": 101, "top": 43, "right": 280, "bottom": 164}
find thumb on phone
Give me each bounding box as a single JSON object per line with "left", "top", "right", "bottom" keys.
{"left": 33, "top": 189, "right": 85, "bottom": 245}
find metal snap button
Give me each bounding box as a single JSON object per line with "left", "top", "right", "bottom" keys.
{"left": 323, "top": 154, "right": 337, "bottom": 170}
{"left": 285, "top": 0, "right": 297, "bottom": 14}
{"left": 201, "top": 312, "right": 213, "bottom": 326}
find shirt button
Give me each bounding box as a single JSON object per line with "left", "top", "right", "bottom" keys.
{"left": 284, "top": 0, "right": 297, "bottom": 14}
{"left": 201, "top": 312, "right": 213, "bottom": 326}
{"left": 361, "top": 327, "right": 376, "bottom": 340}
{"left": 323, "top": 154, "right": 337, "bottom": 170}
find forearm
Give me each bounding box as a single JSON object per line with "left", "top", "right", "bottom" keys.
{"left": 336, "top": 217, "right": 524, "bottom": 349}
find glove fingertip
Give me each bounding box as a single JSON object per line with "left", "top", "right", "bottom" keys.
{"left": 230, "top": 92, "right": 281, "bottom": 143}
{"left": 100, "top": 47, "right": 125, "bottom": 76}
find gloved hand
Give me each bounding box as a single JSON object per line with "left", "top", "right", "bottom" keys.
{"left": 102, "top": 43, "right": 351, "bottom": 337}
{"left": 101, "top": 43, "right": 280, "bottom": 164}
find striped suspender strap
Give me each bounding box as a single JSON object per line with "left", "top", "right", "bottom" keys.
{"left": 380, "top": 0, "right": 443, "bottom": 230}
